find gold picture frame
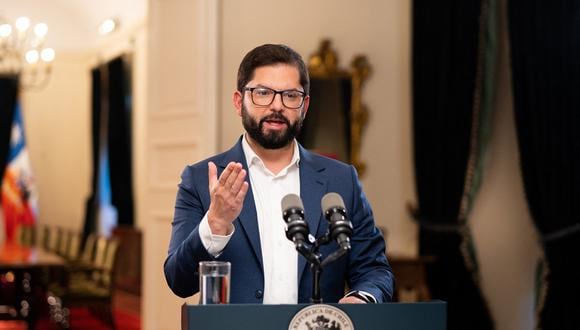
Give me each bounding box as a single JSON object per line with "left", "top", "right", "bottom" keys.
{"left": 300, "top": 39, "right": 370, "bottom": 177}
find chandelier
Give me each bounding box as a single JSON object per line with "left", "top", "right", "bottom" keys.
{"left": 0, "top": 16, "right": 55, "bottom": 90}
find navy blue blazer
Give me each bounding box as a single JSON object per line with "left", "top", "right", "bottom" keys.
{"left": 164, "top": 138, "right": 394, "bottom": 303}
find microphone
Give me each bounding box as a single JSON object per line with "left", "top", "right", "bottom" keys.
{"left": 321, "top": 193, "right": 353, "bottom": 251}
{"left": 281, "top": 194, "right": 310, "bottom": 249}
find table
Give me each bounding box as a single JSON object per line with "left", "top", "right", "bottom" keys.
{"left": 0, "top": 242, "right": 66, "bottom": 329}
{"left": 1, "top": 243, "right": 65, "bottom": 267}
{"left": 388, "top": 254, "right": 436, "bottom": 302}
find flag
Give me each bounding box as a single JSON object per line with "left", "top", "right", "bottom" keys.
{"left": 1, "top": 104, "right": 38, "bottom": 243}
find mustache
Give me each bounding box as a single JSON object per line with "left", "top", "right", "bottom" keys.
{"left": 259, "top": 113, "right": 290, "bottom": 126}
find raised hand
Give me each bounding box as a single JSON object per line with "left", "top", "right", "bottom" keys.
{"left": 207, "top": 161, "right": 249, "bottom": 235}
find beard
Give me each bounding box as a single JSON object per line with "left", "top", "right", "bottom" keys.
{"left": 241, "top": 104, "right": 303, "bottom": 149}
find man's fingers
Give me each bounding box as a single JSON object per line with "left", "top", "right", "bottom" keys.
{"left": 218, "top": 162, "right": 237, "bottom": 186}
{"left": 208, "top": 161, "right": 218, "bottom": 190}
{"left": 229, "top": 169, "right": 247, "bottom": 193}
{"left": 210, "top": 161, "right": 246, "bottom": 197}
{"left": 235, "top": 182, "right": 249, "bottom": 203}
{"left": 225, "top": 164, "right": 242, "bottom": 189}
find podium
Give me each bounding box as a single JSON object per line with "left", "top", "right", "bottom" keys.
{"left": 182, "top": 301, "right": 446, "bottom": 330}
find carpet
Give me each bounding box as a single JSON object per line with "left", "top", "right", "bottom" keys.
{"left": 0, "top": 307, "right": 140, "bottom": 330}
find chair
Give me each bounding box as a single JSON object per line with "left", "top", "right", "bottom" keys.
{"left": 16, "top": 225, "right": 35, "bottom": 246}
{"left": 111, "top": 226, "right": 142, "bottom": 295}
{"left": 65, "top": 234, "right": 106, "bottom": 284}
{"left": 379, "top": 226, "right": 433, "bottom": 302}
{"left": 93, "top": 237, "right": 108, "bottom": 269}
{"left": 36, "top": 225, "right": 51, "bottom": 250}
{"left": 47, "top": 226, "right": 61, "bottom": 253}
{"left": 57, "top": 229, "right": 71, "bottom": 257}
{"left": 66, "top": 232, "right": 81, "bottom": 261}
{"left": 48, "top": 237, "right": 121, "bottom": 329}
{"left": 389, "top": 254, "right": 433, "bottom": 302}
{"left": 65, "top": 233, "right": 97, "bottom": 273}
{"left": 79, "top": 233, "right": 97, "bottom": 265}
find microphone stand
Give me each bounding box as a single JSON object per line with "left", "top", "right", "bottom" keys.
{"left": 294, "top": 233, "right": 350, "bottom": 303}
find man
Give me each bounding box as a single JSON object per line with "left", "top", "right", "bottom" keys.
{"left": 164, "top": 44, "right": 393, "bottom": 304}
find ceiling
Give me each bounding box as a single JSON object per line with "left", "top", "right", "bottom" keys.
{"left": 0, "top": 0, "right": 146, "bottom": 52}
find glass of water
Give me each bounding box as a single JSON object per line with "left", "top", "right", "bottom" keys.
{"left": 199, "top": 261, "right": 231, "bottom": 304}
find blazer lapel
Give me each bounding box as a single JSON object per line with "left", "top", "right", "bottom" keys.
{"left": 237, "top": 186, "right": 263, "bottom": 269}
{"left": 218, "top": 138, "right": 263, "bottom": 269}
{"left": 297, "top": 146, "right": 327, "bottom": 283}
{"left": 218, "top": 140, "right": 327, "bottom": 281}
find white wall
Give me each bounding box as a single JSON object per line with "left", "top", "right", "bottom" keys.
{"left": 219, "top": 0, "right": 416, "bottom": 255}
{"left": 18, "top": 20, "right": 148, "bottom": 233}
{"left": 21, "top": 52, "right": 93, "bottom": 232}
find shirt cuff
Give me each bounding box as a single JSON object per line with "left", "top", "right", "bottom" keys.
{"left": 199, "top": 213, "right": 234, "bottom": 257}
{"left": 345, "top": 290, "right": 377, "bottom": 303}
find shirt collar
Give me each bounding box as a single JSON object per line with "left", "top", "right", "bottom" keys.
{"left": 241, "top": 134, "right": 301, "bottom": 173}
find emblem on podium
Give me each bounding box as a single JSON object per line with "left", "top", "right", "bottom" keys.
{"left": 289, "top": 304, "right": 354, "bottom": 330}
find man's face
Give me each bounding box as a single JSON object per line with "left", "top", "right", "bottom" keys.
{"left": 234, "top": 64, "right": 309, "bottom": 149}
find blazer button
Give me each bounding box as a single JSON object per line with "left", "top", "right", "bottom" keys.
{"left": 255, "top": 290, "right": 263, "bottom": 299}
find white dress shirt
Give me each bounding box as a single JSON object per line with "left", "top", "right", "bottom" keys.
{"left": 199, "top": 135, "right": 300, "bottom": 304}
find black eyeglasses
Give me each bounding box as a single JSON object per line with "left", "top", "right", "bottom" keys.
{"left": 244, "top": 86, "right": 306, "bottom": 109}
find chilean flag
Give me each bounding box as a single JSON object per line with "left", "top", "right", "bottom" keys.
{"left": 1, "top": 104, "right": 38, "bottom": 243}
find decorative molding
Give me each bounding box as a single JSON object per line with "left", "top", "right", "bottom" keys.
{"left": 148, "top": 138, "right": 199, "bottom": 192}
{"left": 143, "top": 1, "right": 221, "bottom": 330}
{"left": 194, "top": 0, "right": 220, "bottom": 156}
{"left": 148, "top": 107, "right": 199, "bottom": 119}
{"left": 308, "top": 39, "right": 348, "bottom": 78}
{"left": 349, "top": 55, "right": 371, "bottom": 177}
{"left": 150, "top": 138, "right": 197, "bottom": 149}
{"left": 92, "top": 19, "right": 147, "bottom": 66}
{"left": 307, "top": 39, "right": 371, "bottom": 177}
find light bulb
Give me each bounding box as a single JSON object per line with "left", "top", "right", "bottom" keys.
{"left": 41, "top": 48, "right": 55, "bottom": 62}
{"left": 34, "top": 23, "right": 48, "bottom": 38}
{"left": 98, "top": 18, "right": 117, "bottom": 35}
{"left": 0, "top": 24, "right": 12, "bottom": 37}
{"left": 15, "top": 17, "right": 31, "bottom": 32}
{"left": 25, "top": 50, "right": 39, "bottom": 64}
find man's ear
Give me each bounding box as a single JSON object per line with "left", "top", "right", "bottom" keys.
{"left": 301, "top": 95, "right": 310, "bottom": 118}
{"left": 233, "top": 90, "right": 243, "bottom": 117}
